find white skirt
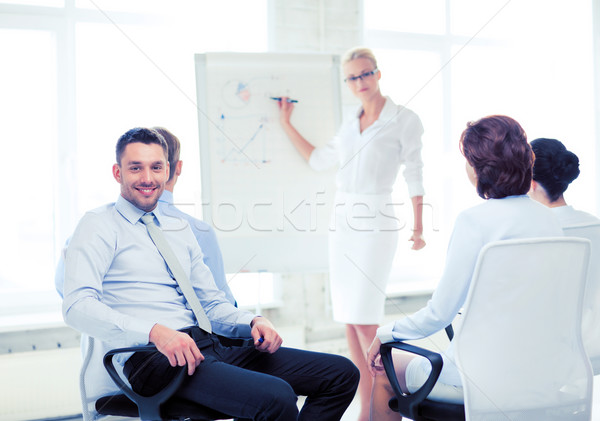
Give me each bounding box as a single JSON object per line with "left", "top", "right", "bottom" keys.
{"left": 329, "top": 192, "right": 400, "bottom": 324}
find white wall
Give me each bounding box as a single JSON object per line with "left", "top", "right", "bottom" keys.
{"left": 0, "top": 348, "right": 82, "bottom": 421}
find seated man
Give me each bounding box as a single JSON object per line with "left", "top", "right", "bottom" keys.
{"left": 62, "top": 127, "right": 359, "bottom": 421}
{"left": 55, "top": 126, "right": 235, "bottom": 305}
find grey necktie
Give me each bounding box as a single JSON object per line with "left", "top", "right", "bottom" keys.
{"left": 140, "top": 213, "right": 212, "bottom": 333}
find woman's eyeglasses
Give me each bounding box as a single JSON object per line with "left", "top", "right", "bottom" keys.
{"left": 344, "top": 69, "right": 379, "bottom": 84}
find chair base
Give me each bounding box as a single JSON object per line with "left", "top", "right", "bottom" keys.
{"left": 389, "top": 397, "right": 465, "bottom": 421}
{"left": 96, "top": 394, "right": 231, "bottom": 420}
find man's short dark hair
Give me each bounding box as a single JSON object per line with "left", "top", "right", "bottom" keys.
{"left": 115, "top": 127, "right": 168, "bottom": 165}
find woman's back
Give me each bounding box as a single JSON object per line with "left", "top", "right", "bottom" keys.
{"left": 554, "top": 206, "right": 600, "bottom": 373}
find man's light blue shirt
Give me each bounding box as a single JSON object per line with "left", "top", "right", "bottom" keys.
{"left": 55, "top": 191, "right": 236, "bottom": 306}
{"left": 62, "top": 195, "right": 253, "bottom": 347}
{"left": 61, "top": 195, "right": 254, "bottom": 401}
{"left": 158, "top": 190, "right": 236, "bottom": 306}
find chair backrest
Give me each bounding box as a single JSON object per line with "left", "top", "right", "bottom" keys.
{"left": 454, "top": 237, "right": 592, "bottom": 421}
{"left": 563, "top": 222, "right": 600, "bottom": 374}
{"left": 79, "top": 335, "right": 127, "bottom": 421}
{"left": 79, "top": 335, "right": 94, "bottom": 421}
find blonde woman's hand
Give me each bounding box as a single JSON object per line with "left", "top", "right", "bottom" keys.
{"left": 409, "top": 231, "right": 426, "bottom": 250}
{"left": 277, "top": 96, "right": 295, "bottom": 126}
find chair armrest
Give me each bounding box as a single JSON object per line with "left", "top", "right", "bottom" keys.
{"left": 380, "top": 341, "right": 444, "bottom": 419}
{"left": 445, "top": 323, "right": 455, "bottom": 341}
{"left": 102, "top": 344, "right": 187, "bottom": 421}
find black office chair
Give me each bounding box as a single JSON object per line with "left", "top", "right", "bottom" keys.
{"left": 97, "top": 344, "right": 234, "bottom": 421}
{"left": 380, "top": 324, "right": 464, "bottom": 421}
{"left": 93, "top": 298, "right": 248, "bottom": 421}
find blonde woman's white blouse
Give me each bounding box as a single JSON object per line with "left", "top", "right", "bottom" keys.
{"left": 308, "top": 96, "right": 425, "bottom": 198}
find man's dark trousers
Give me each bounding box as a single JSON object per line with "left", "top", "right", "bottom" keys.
{"left": 125, "top": 326, "right": 360, "bottom": 421}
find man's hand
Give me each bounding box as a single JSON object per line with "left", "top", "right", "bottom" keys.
{"left": 149, "top": 324, "right": 204, "bottom": 375}
{"left": 367, "top": 336, "right": 385, "bottom": 377}
{"left": 251, "top": 316, "right": 282, "bottom": 354}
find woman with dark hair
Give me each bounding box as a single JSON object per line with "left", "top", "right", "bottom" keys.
{"left": 366, "top": 115, "right": 564, "bottom": 419}
{"left": 529, "top": 137, "right": 600, "bottom": 374}
{"left": 529, "top": 138, "right": 591, "bottom": 212}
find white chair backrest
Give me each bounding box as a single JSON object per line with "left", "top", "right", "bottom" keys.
{"left": 79, "top": 335, "right": 126, "bottom": 421}
{"left": 454, "top": 237, "right": 592, "bottom": 421}
{"left": 79, "top": 334, "right": 94, "bottom": 421}
{"left": 563, "top": 222, "right": 600, "bottom": 374}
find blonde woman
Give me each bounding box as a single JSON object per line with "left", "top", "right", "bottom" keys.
{"left": 277, "top": 46, "right": 426, "bottom": 420}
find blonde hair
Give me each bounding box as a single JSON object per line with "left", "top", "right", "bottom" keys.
{"left": 341, "top": 46, "right": 378, "bottom": 68}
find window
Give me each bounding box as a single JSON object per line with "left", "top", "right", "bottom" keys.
{"left": 0, "top": 1, "right": 268, "bottom": 323}
{"left": 0, "top": 28, "right": 57, "bottom": 294}
{"left": 364, "top": 0, "right": 597, "bottom": 293}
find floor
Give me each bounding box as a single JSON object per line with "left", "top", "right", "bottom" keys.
{"left": 339, "top": 377, "right": 600, "bottom": 421}
{"left": 47, "top": 320, "right": 600, "bottom": 421}
{"left": 50, "top": 377, "right": 600, "bottom": 421}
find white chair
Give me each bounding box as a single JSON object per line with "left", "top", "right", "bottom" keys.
{"left": 455, "top": 237, "right": 592, "bottom": 420}
{"left": 381, "top": 237, "right": 593, "bottom": 421}
{"left": 563, "top": 222, "right": 600, "bottom": 374}
{"left": 78, "top": 334, "right": 127, "bottom": 421}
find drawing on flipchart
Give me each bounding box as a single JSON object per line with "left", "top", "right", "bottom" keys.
{"left": 213, "top": 76, "right": 291, "bottom": 166}
{"left": 215, "top": 112, "right": 270, "bottom": 165}
{"left": 221, "top": 80, "right": 254, "bottom": 109}
{"left": 195, "top": 53, "right": 341, "bottom": 271}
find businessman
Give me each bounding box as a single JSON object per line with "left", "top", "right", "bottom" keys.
{"left": 54, "top": 127, "right": 235, "bottom": 306}
{"left": 62, "top": 127, "right": 359, "bottom": 420}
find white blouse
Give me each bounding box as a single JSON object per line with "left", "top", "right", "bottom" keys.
{"left": 308, "top": 96, "right": 425, "bottom": 197}
{"left": 377, "top": 195, "right": 564, "bottom": 384}
{"left": 551, "top": 205, "right": 600, "bottom": 228}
